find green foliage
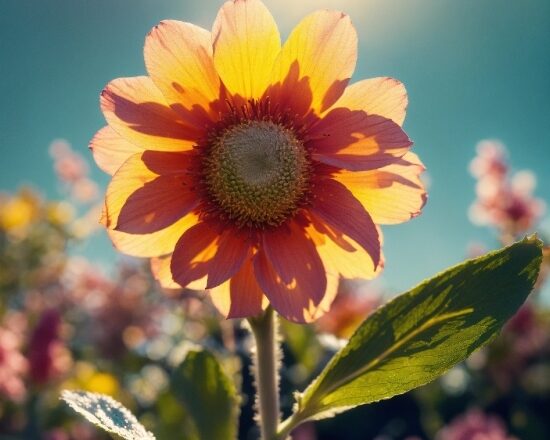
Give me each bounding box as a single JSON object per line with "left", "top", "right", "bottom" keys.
{"left": 279, "top": 237, "right": 543, "bottom": 435}
{"left": 61, "top": 390, "right": 155, "bottom": 440}
{"left": 172, "top": 350, "right": 240, "bottom": 440}
{"left": 282, "top": 320, "right": 324, "bottom": 381}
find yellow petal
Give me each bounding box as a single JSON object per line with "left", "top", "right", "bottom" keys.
{"left": 151, "top": 254, "right": 180, "bottom": 289}
{"left": 108, "top": 213, "right": 199, "bottom": 258}
{"left": 334, "top": 152, "right": 427, "bottom": 224}
{"left": 308, "top": 221, "right": 383, "bottom": 281}
{"left": 100, "top": 76, "right": 201, "bottom": 151}
{"left": 101, "top": 151, "right": 195, "bottom": 230}
{"left": 333, "top": 77, "right": 408, "bottom": 126}
{"left": 144, "top": 20, "right": 221, "bottom": 124}
{"left": 90, "top": 126, "right": 142, "bottom": 175}
{"left": 212, "top": 0, "right": 281, "bottom": 100}
{"left": 270, "top": 10, "right": 357, "bottom": 114}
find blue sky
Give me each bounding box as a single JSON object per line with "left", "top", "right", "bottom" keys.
{"left": 1, "top": 0, "right": 549, "bottom": 294}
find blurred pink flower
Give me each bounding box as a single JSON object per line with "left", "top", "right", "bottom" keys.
{"left": 487, "top": 302, "right": 550, "bottom": 391}
{"left": 469, "top": 140, "right": 545, "bottom": 238}
{"left": 49, "top": 139, "right": 99, "bottom": 204}
{"left": 0, "top": 320, "right": 28, "bottom": 402}
{"left": 60, "top": 258, "right": 166, "bottom": 358}
{"left": 436, "top": 409, "right": 517, "bottom": 440}
{"left": 50, "top": 140, "right": 89, "bottom": 184}
{"left": 27, "top": 309, "right": 72, "bottom": 384}
{"left": 469, "top": 140, "right": 508, "bottom": 180}
{"left": 71, "top": 178, "right": 99, "bottom": 203}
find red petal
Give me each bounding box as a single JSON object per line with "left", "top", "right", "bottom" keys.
{"left": 310, "top": 178, "right": 380, "bottom": 270}
{"left": 210, "top": 258, "right": 267, "bottom": 319}
{"left": 170, "top": 222, "right": 220, "bottom": 288}
{"left": 254, "top": 221, "right": 328, "bottom": 323}
{"left": 206, "top": 229, "right": 252, "bottom": 289}
{"left": 109, "top": 151, "right": 199, "bottom": 234}
{"left": 309, "top": 108, "right": 412, "bottom": 171}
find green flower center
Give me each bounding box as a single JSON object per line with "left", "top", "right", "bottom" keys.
{"left": 203, "top": 120, "right": 310, "bottom": 228}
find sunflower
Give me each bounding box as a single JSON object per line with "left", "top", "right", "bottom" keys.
{"left": 91, "top": 0, "right": 426, "bottom": 323}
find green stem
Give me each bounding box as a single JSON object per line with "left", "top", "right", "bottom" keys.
{"left": 276, "top": 411, "right": 305, "bottom": 440}
{"left": 248, "top": 307, "right": 281, "bottom": 440}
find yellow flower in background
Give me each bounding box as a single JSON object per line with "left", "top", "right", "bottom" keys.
{"left": 63, "top": 362, "right": 120, "bottom": 397}
{"left": 0, "top": 189, "right": 40, "bottom": 233}
{"left": 91, "top": 0, "right": 427, "bottom": 323}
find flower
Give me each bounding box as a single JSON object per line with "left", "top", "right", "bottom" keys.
{"left": 27, "top": 309, "right": 72, "bottom": 384}
{"left": 469, "top": 140, "right": 545, "bottom": 238}
{"left": 436, "top": 409, "right": 517, "bottom": 440}
{"left": 0, "top": 189, "right": 40, "bottom": 234}
{"left": 0, "top": 316, "right": 28, "bottom": 403}
{"left": 91, "top": 0, "right": 426, "bottom": 323}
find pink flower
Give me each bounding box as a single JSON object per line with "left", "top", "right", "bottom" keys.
{"left": 0, "top": 323, "right": 28, "bottom": 402}
{"left": 436, "top": 409, "right": 517, "bottom": 440}
{"left": 469, "top": 140, "right": 545, "bottom": 238}
{"left": 50, "top": 140, "right": 89, "bottom": 184}
{"left": 27, "top": 309, "right": 72, "bottom": 384}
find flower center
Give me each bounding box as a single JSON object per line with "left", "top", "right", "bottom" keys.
{"left": 203, "top": 120, "right": 310, "bottom": 228}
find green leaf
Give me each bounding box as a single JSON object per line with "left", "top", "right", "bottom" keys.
{"left": 61, "top": 390, "right": 155, "bottom": 440}
{"left": 172, "top": 350, "right": 239, "bottom": 440}
{"left": 281, "top": 237, "right": 543, "bottom": 433}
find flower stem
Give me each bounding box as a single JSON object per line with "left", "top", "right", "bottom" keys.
{"left": 248, "top": 307, "right": 281, "bottom": 440}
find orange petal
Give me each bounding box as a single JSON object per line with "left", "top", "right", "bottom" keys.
{"left": 309, "top": 108, "right": 412, "bottom": 171}
{"left": 253, "top": 221, "right": 331, "bottom": 323}
{"left": 270, "top": 10, "right": 357, "bottom": 114}
{"left": 144, "top": 20, "right": 222, "bottom": 125}
{"left": 90, "top": 126, "right": 142, "bottom": 175}
{"left": 206, "top": 229, "right": 252, "bottom": 289}
{"left": 310, "top": 178, "right": 380, "bottom": 271}
{"left": 100, "top": 76, "right": 202, "bottom": 151}
{"left": 212, "top": 0, "right": 281, "bottom": 99}
{"left": 110, "top": 212, "right": 199, "bottom": 258}
{"left": 210, "top": 258, "right": 267, "bottom": 319}
{"left": 332, "top": 77, "right": 408, "bottom": 126}
{"left": 334, "top": 152, "right": 427, "bottom": 225}
{"left": 102, "top": 151, "right": 198, "bottom": 234}
{"left": 170, "top": 222, "right": 221, "bottom": 288}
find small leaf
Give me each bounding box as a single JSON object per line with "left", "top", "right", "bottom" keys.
{"left": 61, "top": 390, "right": 155, "bottom": 440}
{"left": 172, "top": 350, "right": 239, "bottom": 440}
{"left": 285, "top": 237, "right": 543, "bottom": 430}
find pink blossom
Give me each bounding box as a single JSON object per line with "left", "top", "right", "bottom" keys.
{"left": 27, "top": 309, "right": 72, "bottom": 384}
{"left": 469, "top": 140, "right": 545, "bottom": 238}
{"left": 0, "top": 316, "right": 28, "bottom": 402}
{"left": 436, "top": 409, "right": 516, "bottom": 440}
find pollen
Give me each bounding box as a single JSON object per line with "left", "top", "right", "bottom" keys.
{"left": 203, "top": 120, "right": 311, "bottom": 228}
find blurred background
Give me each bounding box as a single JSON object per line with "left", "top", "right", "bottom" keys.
{"left": 1, "top": 0, "right": 549, "bottom": 439}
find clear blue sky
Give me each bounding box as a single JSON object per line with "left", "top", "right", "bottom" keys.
{"left": 1, "top": 0, "right": 549, "bottom": 294}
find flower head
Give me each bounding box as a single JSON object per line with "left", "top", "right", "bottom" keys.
{"left": 469, "top": 140, "right": 545, "bottom": 238}
{"left": 91, "top": 0, "right": 426, "bottom": 323}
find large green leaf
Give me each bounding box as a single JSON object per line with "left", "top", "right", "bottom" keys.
{"left": 279, "top": 237, "right": 542, "bottom": 435}
{"left": 172, "top": 350, "right": 239, "bottom": 440}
